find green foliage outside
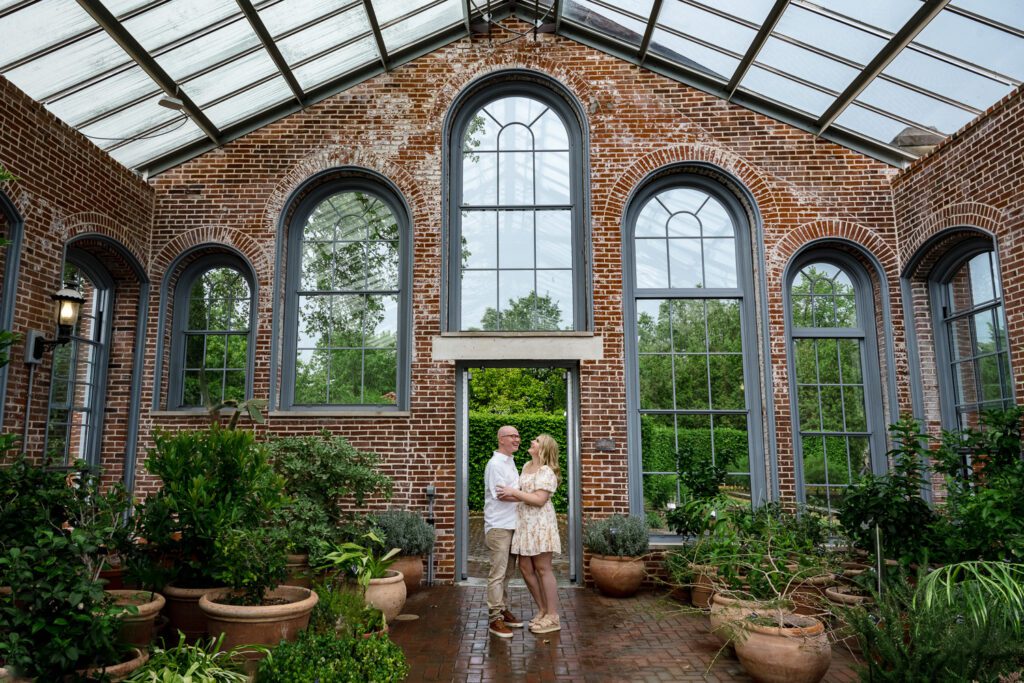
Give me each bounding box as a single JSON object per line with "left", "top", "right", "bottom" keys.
{"left": 468, "top": 366, "right": 566, "bottom": 414}
{"left": 258, "top": 631, "right": 409, "bottom": 683}
{"left": 479, "top": 291, "right": 567, "bottom": 332}
{"left": 467, "top": 412, "right": 567, "bottom": 513}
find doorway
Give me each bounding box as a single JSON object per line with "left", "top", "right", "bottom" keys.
{"left": 455, "top": 363, "right": 581, "bottom": 584}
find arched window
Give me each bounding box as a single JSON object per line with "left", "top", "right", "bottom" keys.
{"left": 44, "top": 253, "right": 112, "bottom": 466}
{"left": 932, "top": 245, "right": 1013, "bottom": 430}
{"left": 448, "top": 77, "right": 587, "bottom": 331}
{"left": 786, "top": 252, "right": 886, "bottom": 517}
{"left": 168, "top": 254, "right": 255, "bottom": 408}
{"left": 625, "top": 172, "right": 765, "bottom": 522}
{"left": 282, "top": 176, "right": 410, "bottom": 408}
{"left": 0, "top": 192, "right": 23, "bottom": 423}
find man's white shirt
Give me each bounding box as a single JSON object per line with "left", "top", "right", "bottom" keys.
{"left": 483, "top": 451, "right": 519, "bottom": 534}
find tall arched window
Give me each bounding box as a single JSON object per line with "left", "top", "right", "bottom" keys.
{"left": 932, "top": 245, "right": 1013, "bottom": 430}
{"left": 168, "top": 254, "right": 255, "bottom": 408}
{"left": 448, "top": 76, "right": 587, "bottom": 331}
{"left": 625, "top": 172, "right": 765, "bottom": 522}
{"left": 786, "top": 251, "right": 886, "bottom": 517}
{"left": 282, "top": 175, "right": 410, "bottom": 409}
{"left": 44, "top": 253, "right": 112, "bottom": 466}
{"left": 0, "top": 192, "right": 22, "bottom": 424}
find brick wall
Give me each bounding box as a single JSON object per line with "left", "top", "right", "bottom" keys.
{"left": 142, "top": 23, "right": 904, "bottom": 581}
{"left": 0, "top": 75, "right": 153, "bottom": 482}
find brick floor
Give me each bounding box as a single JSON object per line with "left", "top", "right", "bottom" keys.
{"left": 389, "top": 585, "right": 861, "bottom": 682}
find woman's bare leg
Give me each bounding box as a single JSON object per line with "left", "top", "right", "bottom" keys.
{"left": 518, "top": 555, "right": 546, "bottom": 617}
{"left": 533, "top": 552, "right": 559, "bottom": 620}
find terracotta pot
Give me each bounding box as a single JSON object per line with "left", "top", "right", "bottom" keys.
{"left": 709, "top": 593, "right": 794, "bottom": 649}
{"left": 99, "top": 560, "right": 125, "bottom": 590}
{"left": 783, "top": 566, "right": 835, "bottom": 617}
{"left": 669, "top": 585, "right": 691, "bottom": 604}
{"left": 365, "top": 570, "right": 407, "bottom": 622}
{"left": 282, "top": 553, "right": 311, "bottom": 589}
{"left": 733, "top": 614, "right": 831, "bottom": 683}
{"left": 200, "top": 585, "right": 318, "bottom": 659}
{"left": 689, "top": 564, "right": 717, "bottom": 608}
{"left": 590, "top": 554, "right": 645, "bottom": 598}
{"left": 77, "top": 648, "right": 150, "bottom": 682}
{"left": 391, "top": 555, "right": 424, "bottom": 594}
{"left": 162, "top": 582, "right": 221, "bottom": 643}
{"left": 824, "top": 585, "right": 872, "bottom": 655}
{"left": 106, "top": 589, "right": 166, "bottom": 647}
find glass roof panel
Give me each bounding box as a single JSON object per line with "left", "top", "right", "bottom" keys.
{"left": 855, "top": 79, "right": 978, "bottom": 135}
{"left": 181, "top": 49, "right": 279, "bottom": 106}
{"left": 813, "top": 0, "right": 920, "bottom": 33}
{"left": 0, "top": 0, "right": 95, "bottom": 68}
{"left": 950, "top": 0, "right": 1024, "bottom": 32}
{"left": 648, "top": 29, "right": 738, "bottom": 80}
{"left": 80, "top": 97, "right": 180, "bottom": 147}
{"left": 774, "top": 4, "right": 885, "bottom": 66}
{"left": 154, "top": 18, "right": 259, "bottom": 82}
{"left": 122, "top": 0, "right": 240, "bottom": 53}
{"left": 381, "top": 0, "right": 463, "bottom": 53}
{"left": 203, "top": 76, "right": 294, "bottom": 129}
{"left": 915, "top": 9, "right": 1024, "bottom": 82}
{"left": 291, "top": 35, "right": 380, "bottom": 91}
{"left": 109, "top": 117, "right": 206, "bottom": 169}
{"left": 3, "top": 30, "right": 131, "bottom": 101}
{"left": 757, "top": 37, "right": 858, "bottom": 93}
{"left": 657, "top": 1, "right": 756, "bottom": 56}
{"left": 276, "top": 7, "right": 371, "bottom": 66}
{"left": 46, "top": 66, "right": 159, "bottom": 127}
{"left": 372, "top": 0, "right": 439, "bottom": 27}
{"left": 563, "top": 0, "right": 649, "bottom": 47}
{"left": 833, "top": 103, "right": 913, "bottom": 146}
{"left": 687, "top": 0, "right": 777, "bottom": 26}
{"left": 258, "top": 0, "right": 350, "bottom": 37}
{"left": 740, "top": 65, "right": 835, "bottom": 116}
{"left": 103, "top": 0, "right": 167, "bottom": 18}
{"left": 883, "top": 49, "right": 1009, "bottom": 112}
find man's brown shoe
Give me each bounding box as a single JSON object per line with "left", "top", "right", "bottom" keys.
{"left": 489, "top": 618, "right": 514, "bottom": 638}
{"left": 501, "top": 610, "right": 524, "bottom": 628}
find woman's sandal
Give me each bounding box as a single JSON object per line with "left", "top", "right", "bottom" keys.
{"left": 530, "top": 614, "right": 561, "bottom": 634}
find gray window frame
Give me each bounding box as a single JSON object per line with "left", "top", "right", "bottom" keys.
{"left": 929, "top": 238, "right": 1015, "bottom": 430}
{"left": 783, "top": 249, "right": 888, "bottom": 513}
{"left": 167, "top": 253, "right": 257, "bottom": 408}
{"left": 444, "top": 71, "right": 591, "bottom": 332}
{"left": 280, "top": 173, "right": 412, "bottom": 411}
{"left": 0, "top": 191, "right": 23, "bottom": 426}
{"left": 623, "top": 171, "right": 768, "bottom": 517}
{"left": 43, "top": 249, "right": 113, "bottom": 468}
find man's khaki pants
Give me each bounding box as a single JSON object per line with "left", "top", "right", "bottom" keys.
{"left": 485, "top": 528, "right": 516, "bottom": 621}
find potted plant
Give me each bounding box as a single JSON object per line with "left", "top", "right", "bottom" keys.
{"left": 370, "top": 509, "right": 435, "bottom": 593}
{"left": 583, "top": 514, "right": 649, "bottom": 597}
{"left": 309, "top": 581, "right": 388, "bottom": 639}
{"left": 257, "top": 629, "right": 409, "bottom": 683}
{"left": 320, "top": 532, "right": 406, "bottom": 622}
{"left": 122, "top": 633, "right": 265, "bottom": 682}
{"left": 268, "top": 432, "right": 394, "bottom": 587}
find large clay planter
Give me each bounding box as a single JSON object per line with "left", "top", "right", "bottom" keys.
{"left": 78, "top": 648, "right": 150, "bottom": 682}
{"left": 163, "top": 582, "right": 221, "bottom": 643}
{"left": 689, "top": 564, "right": 717, "bottom": 608}
{"left": 824, "top": 585, "right": 873, "bottom": 655}
{"left": 107, "top": 589, "right": 166, "bottom": 647}
{"left": 200, "top": 585, "right": 318, "bottom": 659}
{"left": 709, "top": 593, "right": 793, "bottom": 649}
{"left": 733, "top": 614, "right": 831, "bottom": 683}
{"left": 282, "top": 553, "right": 311, "bottom": 589}
{"left": 784, "top": 567, "right": 835, "bottom": 617}
{"left": 365, "top": 570, "right": 407, "bottom": 622}
{"left": 589, "top": 554, "right": 645, "bottom": 598}
{"left": 391, "top": 555, "right": 424, "bottom": 594}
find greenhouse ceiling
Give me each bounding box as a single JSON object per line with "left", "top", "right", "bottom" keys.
{"left": 0, "top": 0, "right": 1021, "bottom": 176}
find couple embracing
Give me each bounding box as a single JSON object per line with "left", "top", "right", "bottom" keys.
{"left": 483, "top": 425, "right": 561, "bottom": 637}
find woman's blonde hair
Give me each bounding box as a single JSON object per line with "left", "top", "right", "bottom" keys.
{"left": 535, "top": 434, "right": 561, "bottom": 485}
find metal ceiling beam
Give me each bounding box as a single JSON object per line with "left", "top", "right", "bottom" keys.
{"left": 361, "top": 0, "right": 391, "bottom": 71}
{"left": 462, "top": 0, "right": 473, "bottom": 34}
{"left": 234, "top": 0, "right": 305, "bottom": 106}
{"left": 636, "top": 0, "right": 663, "bottom": 64}
{"left": 554, "top": 0, "right": 563, "bottom": 33}
{"left": 726, "top": 0, "right": 789, "bottom": 99}
{"left": 816, "top": 0, "right": 951, "bottom": 134}
{"left": 74, "top": 0, "right": 221, "bottom": 144}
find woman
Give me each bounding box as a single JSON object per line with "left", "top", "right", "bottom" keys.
{"left": 497, "top": 433, "right": 561, "bottom": 634}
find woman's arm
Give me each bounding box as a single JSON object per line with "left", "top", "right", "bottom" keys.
{"left": 497, "top": 485, "right": 551, "bottom": 508}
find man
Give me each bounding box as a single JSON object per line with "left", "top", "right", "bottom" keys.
{"left": 483, "top": 425, "right": 525, "bottom": 637}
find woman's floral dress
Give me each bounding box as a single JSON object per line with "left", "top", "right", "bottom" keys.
{"left": 510, "top": 464, "right": 560, "bottom": 556}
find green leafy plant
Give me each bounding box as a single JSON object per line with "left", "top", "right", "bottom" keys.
{"left": 917, "top": 560, "right": 1024, "bottom": 636}
{"left": 123, "top": 632, "right": 265, "bottom": 682}
{"left": 583, "top": 514, "right": 649, "bottom": 557}
{"left": 838, "top": 416, "right": 936, "bottom": 562}
{"left": 320, "top": 532, "right": 401, "bottom": 590}
{"left": 211, "top": 526, "right": 288, "bottom": 605}
{"left": 370, "top": 509, "right": 435, "bottom": 557}
{"left": 257, "top": 630, "right": 409, "bottom": 683}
